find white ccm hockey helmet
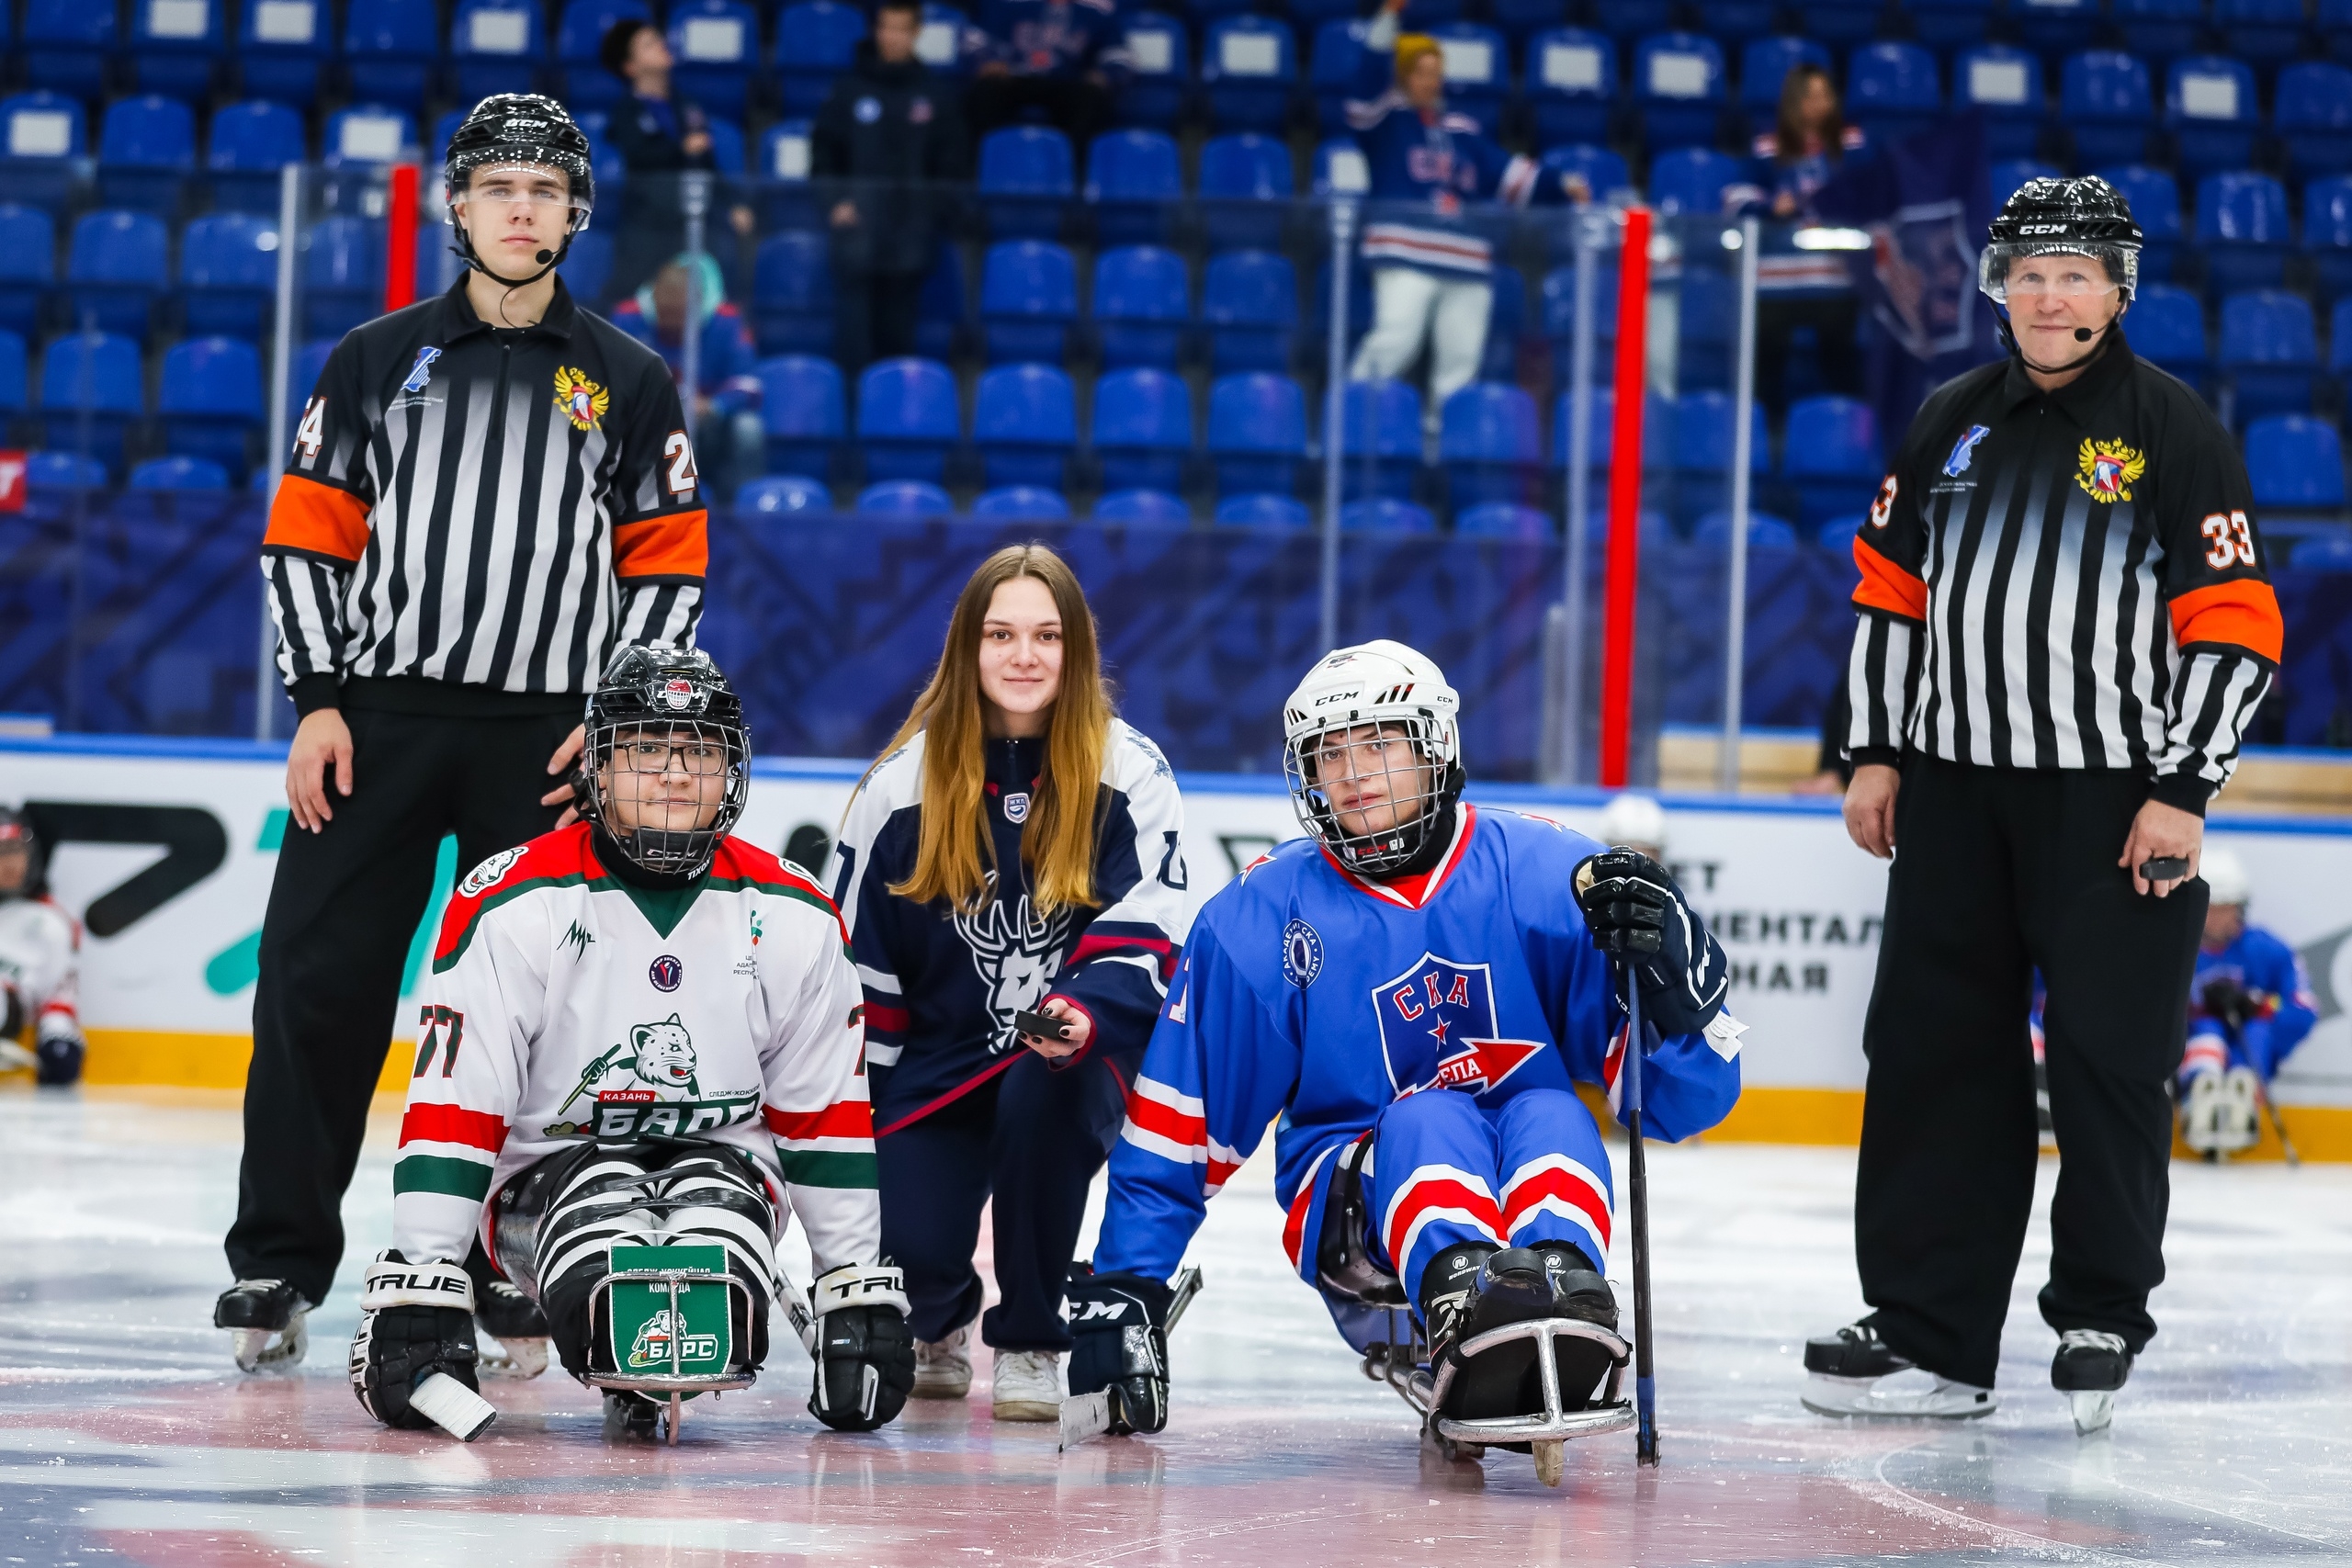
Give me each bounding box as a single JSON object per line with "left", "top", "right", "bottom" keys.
{"left": 2201, "top": 846, "right": 2250, "bottom": 908}
{"left": 1281, "top": 639, "right": 1464, "bottom": 875}
{"left": 1598, "top": 792, "right": 1668, "bottom": 859}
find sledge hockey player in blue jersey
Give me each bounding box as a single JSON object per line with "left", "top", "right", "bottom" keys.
{"left": 2177, "top": 849, "right": 2316, "bottom": 1158}
{"left": 1068, "top": 640, "right": 1746, "bottom": 1483}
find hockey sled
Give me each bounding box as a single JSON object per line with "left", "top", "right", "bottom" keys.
{"left": 588, "top": 1245, "right": 754, "bottom": 1444}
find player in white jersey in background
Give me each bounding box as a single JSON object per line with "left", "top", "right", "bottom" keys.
{"left": 0, "top": 809, "right": 83, "bottom": 1086}
{"left": 349, "top": 645, "right": 913, "bottom": 1441}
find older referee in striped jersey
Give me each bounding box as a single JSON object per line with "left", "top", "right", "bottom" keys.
{"left": 1801, "top": 177, "right": 2283, "bottom": 1433}
{"left": 215, "top": 94, "right": 707, "bottom": 1372}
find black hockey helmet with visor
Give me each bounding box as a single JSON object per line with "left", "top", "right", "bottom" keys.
{"left": 1281, "top": 640, "right": 1465, "bottom": 877}
{"left": 444, "top": 94, "right": 595, "bottom": 286}
{"left": 582, "top": 643, "right": 750, "bottom": 881}
{"left": 1980, "top": 175, "right": 2143, "bottom": 306}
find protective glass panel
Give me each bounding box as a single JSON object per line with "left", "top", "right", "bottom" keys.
{"left": 1649, "top": 53, "right": 1709, "bottom": 98}
{"left": 682, "top": 17, "right": 745, "bottom": 62}
{"left": 148, "top": 0, "right": 209, "bottom": 39}
{"left": 253, "top": 0, "right": 314, "bottom": 40}
{"left": 1544, "top": 43, "right": 1601, "bottom": 90}
{"left": 1221, "top": 32, "right": 1280, "bottom": 75}
{"left": 1969, "top": 59, "right": 2028, "bottom": 105}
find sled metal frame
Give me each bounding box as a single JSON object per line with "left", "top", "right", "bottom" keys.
{"left": 1356, "top": 1304, "right": 1634, "bottom": 1454}
{"left": 585, "top": 1264, "right": 757, "bottom": 1446}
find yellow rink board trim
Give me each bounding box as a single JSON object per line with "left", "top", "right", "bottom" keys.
{"left": 44, "top": 1032, "right": 2352, "bottom": 1163}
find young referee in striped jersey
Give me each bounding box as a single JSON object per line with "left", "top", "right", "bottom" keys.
{"left": 218, "top": 94, "right": 708, "bottom": 1374}
{"left": 1804, "top": 177, "right": 2283, "bottom": 1434}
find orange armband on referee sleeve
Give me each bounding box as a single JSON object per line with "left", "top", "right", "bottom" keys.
{"left": 1851, "top": 532, "right": 1928, "bottom": 622}
{"left": 2169, "top": 579, "right": 2283, "bottom": 663}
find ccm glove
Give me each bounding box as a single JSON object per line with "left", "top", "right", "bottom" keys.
{"left": 1066, "top": 1267, "right": 1175, "bottom": 1435}
{"left": 807, "top": 1263, "right": 913, "bottom": 1433}
{"left": 1572, "top": 849, "right": 1728, "bottom": 1038}
{"left": 349, "top": 1251, "right": 481, "bottom": 1430}
{"left": 2200, "top": 976, "right": 2254, "bottom": 1031}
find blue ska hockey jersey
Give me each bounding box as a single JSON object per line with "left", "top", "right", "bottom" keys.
{"left": 2187, "top": 926, "right": 2318, "bottom": 1082}
{"left": 833, "top": 720, "right": 1189, "bottom": 1133}
{"left": 1094, "top": 805, "right": 1745, "bottom": 1286}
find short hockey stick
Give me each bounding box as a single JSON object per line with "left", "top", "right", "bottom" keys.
{"left": 1622, "top": 968, "right": 1659, "bottom": 1467}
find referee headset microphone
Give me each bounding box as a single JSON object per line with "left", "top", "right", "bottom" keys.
{"left": 1979, "top": 175, "right": 2143, "bottom": 375}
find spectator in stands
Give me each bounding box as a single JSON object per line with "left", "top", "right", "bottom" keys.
{"left": 1345, "top": 0, "right": 1587, "bottom": 434}
{"left": 966, "top": 0, "right": 1127, "bottom": 145}
{"left": 2178, "top": 848, "right": 2317, "bottom": 1159}
{"left": 1738, "top": 64, "right": 1867, "bottom": 412}
{"left": 814, "top": 0, "right": 967, "bottom": 369}
{"left": 610, "top": 253, "right": 764, "bottom": 494}
{"left": 601, "top": 19, "right": 756, "bottom": 297}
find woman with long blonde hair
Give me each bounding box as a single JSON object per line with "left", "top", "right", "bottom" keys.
{"left": 831, "top": 545, "right": 1190, "bottom": 1422}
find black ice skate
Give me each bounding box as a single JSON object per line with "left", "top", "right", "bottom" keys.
{"left": 474, "top": 1278, "right": 551, "bottom": 1380}
{"left": 1419, "top": 1244, "right": 1632, "bottom": 1486}
{"left": 214, "top": 1279, "right": 312, "bottom": 1372}
{"left": 2052, "top": 1329, "right": 2132, "bottom": 1436}
{"left": 1801, "top": 1319, "right": 1996, "bottom": 1420}
{"left": 602, "top": 1390, "right": 666, "bottom": 1442}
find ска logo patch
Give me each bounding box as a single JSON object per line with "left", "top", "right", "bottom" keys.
{"left": 2075, "top": 438, "right": 2145, "bottom": 503}
{"left": 554, "top": 367, "right": 609, "bottom": 432}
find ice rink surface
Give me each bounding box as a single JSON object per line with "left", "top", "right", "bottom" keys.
{"left": 2, "top": 1087, "right": 2348, "bottom": 1568}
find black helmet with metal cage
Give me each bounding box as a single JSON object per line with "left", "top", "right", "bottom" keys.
{"left": 581, "top": 644, "right": 750, "bottom": 880}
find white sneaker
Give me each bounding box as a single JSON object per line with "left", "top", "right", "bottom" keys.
{"left": 911, "top": 1324, "right": 972, "bottom": 1399}
{"left": 991, "top": 1348, "right": 1063, "bottom": 1422}
{"left": 1802, "top": 1366, "right": 1998, "bottom": 1420}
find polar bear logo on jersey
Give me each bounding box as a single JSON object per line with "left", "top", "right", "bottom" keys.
{"left": 630, "top": 1016, "right": 697, "bottom": 1089}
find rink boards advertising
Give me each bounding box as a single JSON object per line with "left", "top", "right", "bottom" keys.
{"left": 7, "top": 734, "right": 2352, "bottom": 1154}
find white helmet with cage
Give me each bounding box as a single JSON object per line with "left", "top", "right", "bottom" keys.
{"left": 1281, "top": 640, "right": 1464, "bottom": 875}
{"left": 1598, "top": 792, "right": 1668, "bottom": 858}
{"left": 2201, "top": 846, "right": 2249, "bottom": 908}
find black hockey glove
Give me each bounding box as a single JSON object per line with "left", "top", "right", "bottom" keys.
{"left": 2200, "top": 976, "right": 2254, "bottom": 1031}
{"left": 1066, "top": 1267, "right": 1174, "bottom": 1435}
{"left": 349, "top": 1251, "right": 481, "bottom": 1431}
{"left": 1572, "top": 849, "right": 1728, "bottom": 1039}
{"left": 807, "top": 1263, "right": 914, "bottom": 1433}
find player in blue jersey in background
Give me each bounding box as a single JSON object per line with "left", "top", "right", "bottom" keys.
{"left": 1067, "top": 640, "right": 1746, "bottom": 1474}
{"left": 2177, "top": 848, "right": 2316, "bottom": 1158}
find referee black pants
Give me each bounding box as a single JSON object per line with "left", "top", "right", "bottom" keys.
{"left": 225, "top": 694, "right": 576, "bottom": 1304}
{"left": 1856, "top": 754, "right": 2206, "bottom": 1391}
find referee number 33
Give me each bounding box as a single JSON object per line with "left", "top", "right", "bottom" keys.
{"left": 2200, "top": 510, "right": 2256, "bottom": 570}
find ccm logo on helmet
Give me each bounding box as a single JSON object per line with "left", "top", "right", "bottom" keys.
{"left": 2016, "top": 224, "right": 2075, "bottom": 235}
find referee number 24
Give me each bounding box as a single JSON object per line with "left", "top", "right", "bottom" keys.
{"left": 2200, "top": 511, "right": 2256, "bottom": 569}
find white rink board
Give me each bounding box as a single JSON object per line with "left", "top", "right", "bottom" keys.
{"left": 7, "top": 736, "right": 2352, "bottom": 1106}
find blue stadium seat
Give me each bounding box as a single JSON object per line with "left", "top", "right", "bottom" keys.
{"left": 978, "top": 126, "right": 1073, "bottom": 239}
{"left": 1312, "top": 136, "right": 1370, "bottom": 199}
{"left": 38, "top": 332, "right": 144, "bottom": 474}
{"left": 972, "top": 485, "right": 1070, "bottom": 520}
{"left": 2245, "top": 415, "right": 2346, "bottom": 509}
{"left": 129, "top": 0, "right": 225, "bottom": 100}
{"left": 1, "top": 94, "right": 86, "bottom": 213}
{"left": 323, "top": 106, "right": 417, "bottom": 168}
{"left": 979, "top": 240, "right": 1078, "bottom": 365}
{"left": 1115, "top": 12, "right": 1192, "bottom": 129}
{"left": 1207, "top": 372, "right": 1307, "bottom": 496}
{"left": 1846, "top": 43, "right": 1941, "bottom": 148}
{"left": 916, "top": 243, "right": 968, "bottom": 359}
{"left": 66, "top": 211, "right": 169, "bottom": 338}
{"left": 1668, "top": 389, "right": 1767, "bottom": 523}
{"left": 1308, "top": 19, "right": 1370, "bottom": 136}
{"left": 2197, "top": 171, "right": 2292, "bottom": 295}
{"left": 2123, "top": 281, "right": 2208, "bottom": 389}
{"left": 178, "top": 214, "right": 277, "bottom": 339}
{"left": 973, "top": 363, "right": 1077, "bottom": 490}
{"left": 1431, "top": 23, "right": 1508, "bottom": 136}
{"left": 21, "top": 0, "right": 113, "bottom": 101}
{"left": 344, "top": 0, "right": 442, "bottom": 109}
{"left": 452, "top": 0, "right": 544, "bottom": 103}
{"left": 1558, "top": 388, "right": 1674, "bottom": 476}
{"left": 1440, "top": 382, "right": 1542, "bottom": 508}
{"left": 1692, "top": 509, "right": 1799, "bottom": 548}
{"left": 1089, "top": 131, "right": 1184, "bottom": 248}
{"left": 280, "top": 337, "right": 334, "bottom": 433}
{"left": 1781, "top": 395, "right": 1881, "bottom": 525}
{"left": 0, "top": 206, "right": 53, "bottom": 338}
{"left": 2165, "top": 57, "right": 2259, "bottom": 179}
{"left": 1526, "top": 28, "right": 1615, "bottom": 149}
{"left": 1991, "top": 157, "right": 2062, "bottom": 209}
{"left": 1907, "top": 0, "right": 1991, "bottom": 48}
{"left": 130, "top": 455, "right": 232, "bottom": 490}
{"left": 1215, "top": 492, "right": 1312, "bottom": 529}
{"left": 554, "top": 0, "right": 649, "bottom": 107}
{"left": 1341, "top": 497, "right": 1436, "bottom": 532}
{"left": 1647, "top": 147, "right": 1742, "bottom": 217}
{"left": 206, "top": 101, "right": 308, "bottom": 214}
{"left": 1454, "top": 502, "right": 1551, "bottom": 539}
{"left": 1198, "top": 132, "right": 1293, "bottom": 251}
{"left": 25, "top": 450, "right": 109, "bottom": 490}
{"left": 1794, "top": 0, "right": 1879, "bottom": 47}
{"left": 1589, "top": 0, "right": 1672, "bottom": 39}
{"left": 2302, "top": 175, "right": 2352, "bottom": 299}
{"left": 856, "top": 357, "right": 960, "bottom": 484}
{"left": 1094, "top": 488, "right": 1192, "bottom": 525}
{"left": 1540, "top": 260, "right": 1621, "bottom": 378}
{"left": 669, "top": 0, "right": 757, "bottom": 118}
{"left": 1203, "top": 16, "right": 1297, "bottom": 135}
{"left": 156, "top": 335, "right": 264, "bottom": 478}
{"left": 0, "top": 331, "right": 25, "bottom": 414}
{"left": 1483, "top": 265, "right": 1525, "bottom": 381}
{"left": 2014, "top": 0, "right": 2098, "bottom": 55}
{"left": 2326, "top": 0, "right": 2352, "bottom": 63}
{"left": 2290, "top": 535, "right": 2352, "bottom": 570}
{"left": 1955, "top": 46, "right": 2044, "bottom": 160}
{"left": 1093, "top": 367, "right": 1193, "bottom": 494}
{"left": 2092, "top": 165, "right": 2182, "bottom": 283}
{"left": 737, "top": 473, "right": 831, "bottom": 514}
{"left": 2103, "top": 0, "right": 2200, "bottom": 68}
{"left": 559, "top": 228, "right": 612, "bottom": 304}
{"left": 914, "top": 3, "right": 976, "bottom": 79}
{"left": 756, "top": 118, "right": 813, "bottom": 182}
{"left": 1816, "top": 513, "right": 1863, "bottom": 552}
{"left": 1306, "top": 253, "right": 1374, "bottom": 364}
{"left": 774, "top": 2, "right": 866, "bottom": 117}
{"left": 302, "top": 215, "right": 387, "bottom": 339}
{"left": 757, "top": 354, "right": 844, "bottom": 479}
{"left": 2062, "top": 51, "right": 2154, "bottom": 168}
{"left": 1634, "top": 32, "right": 1725, "bottom": 152}
{"left": 1092, "top": 245, "right": 1190, "bottom": 370}
{"left": 1488, "top": 0, "right": 1564, "bottom": 42}
{"left": 855, "top": 479, "right": 955, "bottom": 516}
{"left": 1738, "top": 37, "right": 1831, "bottom": 134}
{"left": 2276, "top": 63, "right": 2352, "bottom": 180}
{"left": 752, "top": 231, "right": 833, "bottom": 356}
{"left": 1337, "top": 377, "right": 1422, "bottom": 501}
{"left": 2213, "top": 0, "right": 2308, "bottom": 66}
{"left": 1692, "top": 0, "right": 1779, "bottom": 46}
{"left": 2218, "top": 288, "right": 2318, "bottom": 423}
{"left": 238, "top": 0, "right": 332, "bottom": 105}
{"left": 1201, "top": 249, "right": 1296, "bottom": 373}
{"left": 1540, "top": 145, "right": 1633, "bottom": 228}
{"left": 96, "top": 96, "right": 196, "bottom": 215}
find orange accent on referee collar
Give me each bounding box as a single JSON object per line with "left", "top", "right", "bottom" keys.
{"left": 263, "top": 472, "right": 372, "bottom": 562}
{"left": 1850, "top": 531, "right": 1928, "bottom": 622}
{"left": 2169, "top": 578, "right": 2283, "bottom": 664}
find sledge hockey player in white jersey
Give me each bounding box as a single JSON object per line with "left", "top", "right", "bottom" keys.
{"left": 350, "top": 645, "right": 914, "bottom": 1441}
{"left": 1068, "top": 641, "right": 1745, "bottom": 1483}
{"left": 0, "top": 808, "right": 84, "bottom": 1086}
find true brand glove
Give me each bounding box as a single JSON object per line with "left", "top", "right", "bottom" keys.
{"left": 807, "top": 1263, "right": 913, "bottom": 1433}
{"left": 349, "top": 1251, "right": 481, "bottom": 1430}
{"left": 1572, "top": 848, "right": 1728, "bottom": 1038}
{"left": 1066, "top": 1267, "right": 1175, "bottom": 1435}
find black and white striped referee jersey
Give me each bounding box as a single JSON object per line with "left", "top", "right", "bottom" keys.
{"left": 260, "top": 276, "right": 706, "bottom": 718}
{"left": 1846, "top": 334, "right": 2284, "bottom": 812}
